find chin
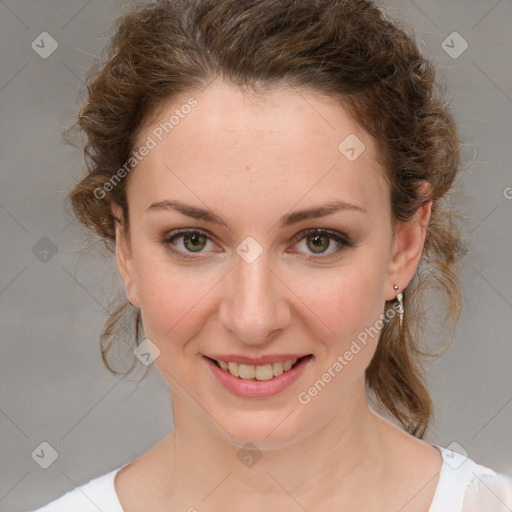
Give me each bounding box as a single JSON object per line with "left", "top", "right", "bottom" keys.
{"left": 210, "top": 408, "right": 316, "bottom": 452}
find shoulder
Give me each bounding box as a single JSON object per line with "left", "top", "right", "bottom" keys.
{"left": 29, "top": 466, "right": 126, "bottom": 512}
{"left": 428, "top": 445, "right": 512, "bottom": 512}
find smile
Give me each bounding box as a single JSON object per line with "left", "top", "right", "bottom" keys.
{"left": 203, "top": 354, "right": 314, "bottom": 398}
{"left": 213, "top": 357, "right": 301, "bottom": 380}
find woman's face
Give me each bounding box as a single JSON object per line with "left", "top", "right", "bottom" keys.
{"left": 115, "top": 80, "right": 420, "bottom": 449}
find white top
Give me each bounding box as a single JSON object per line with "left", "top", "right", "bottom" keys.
{"left": 30, "top": 445, "right": 512, "bottom": 511}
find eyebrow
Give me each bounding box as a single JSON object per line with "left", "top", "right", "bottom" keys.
{"left": 146, "top": 199, "right": 367, "bottom": 227}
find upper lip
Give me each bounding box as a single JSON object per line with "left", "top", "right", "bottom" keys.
{"left": 204, "top": 353, "right": 311, "bottom": 365}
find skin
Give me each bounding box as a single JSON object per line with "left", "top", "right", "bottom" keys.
{"left": 112, "top": 80, "right": 442, "bottom": 511}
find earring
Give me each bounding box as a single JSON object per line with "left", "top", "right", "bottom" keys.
{"left": 393, "top": 284, "right": 404, "bottom": 328}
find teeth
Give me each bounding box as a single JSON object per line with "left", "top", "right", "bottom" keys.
{"left": 239, "top": 364, "right": 255, "bottom": 379}
{"left": 216, "top": 358, "right": 299, "bottom": 380}
{"left": 272, "top": 361, "right": 284, "bottom": 377}
{"left": 255, "top": 364, "right": 273, "bottom": 381}
{"left": 227, "top": 361, "right": 239, "bottom": 377}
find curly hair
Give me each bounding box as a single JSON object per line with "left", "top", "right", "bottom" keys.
{"left": 67, "top": 0, "right": 468, "bottom": 438}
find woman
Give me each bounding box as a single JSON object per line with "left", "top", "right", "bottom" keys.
{"left": 31, "top": 0, "right": 512, "bottom": 510}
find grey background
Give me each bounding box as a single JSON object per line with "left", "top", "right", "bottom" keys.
{"left": 0, "top": 1, "right": 511, "bottom": 510}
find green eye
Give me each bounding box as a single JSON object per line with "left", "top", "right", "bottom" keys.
{"left": 162, "top": 229, "right": 214, "bottom": 259}
{"left": 181, "top": 232, "right": 208, "bottom": 252}
{"left": 291, "top": 228, "right": 354, "bottom": 262}
{"left": 305, "top": 233, "right": 330, "bottom": 254}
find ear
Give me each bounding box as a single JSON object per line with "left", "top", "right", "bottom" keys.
{"left": 111, "top": 203, "right": 140, "bottom": 307}
{"left": 386, "top": 182, "right": 432, "bottom": 301}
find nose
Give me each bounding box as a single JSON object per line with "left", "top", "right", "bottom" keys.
{"left": 218, "top": 250, "right": 292, "bottom": 346}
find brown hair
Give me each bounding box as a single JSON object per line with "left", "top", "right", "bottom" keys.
{"left": 67, "top": 0, "right": 468, "bottom": 438}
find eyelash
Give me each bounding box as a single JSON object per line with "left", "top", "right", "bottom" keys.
{"left": 161, "top": 228, "right": 355, "bottom": 262}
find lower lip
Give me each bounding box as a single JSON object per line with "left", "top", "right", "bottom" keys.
{"left": 203, "top": 355, "right": 313, "bottom": 398}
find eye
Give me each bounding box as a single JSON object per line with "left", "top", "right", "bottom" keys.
{"left": 289, "top": 228, "right": 354, "bottom": 262}
{"left": 161, "top": 227, "right": 354, "bottom": 261}
{"left": 162, "top": 228, "right": 217, "bottom": 259}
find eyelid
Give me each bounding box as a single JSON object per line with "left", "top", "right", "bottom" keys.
{"left": 289, "top": 227, "right": 353, "bottom": 246}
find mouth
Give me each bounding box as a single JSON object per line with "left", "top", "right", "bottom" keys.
{"left": 202, "top": 353, "right": 314, "bottom": 398}
{"left": 204, "top": 354, "right": 313, "bottom": 381}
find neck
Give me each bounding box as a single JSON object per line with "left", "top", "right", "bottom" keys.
{"left": 152, "top": 377, "right": 388, "bottom": 510}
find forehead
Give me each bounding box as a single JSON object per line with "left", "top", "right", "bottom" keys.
{"left": 128, "top": 80, "right": 389, "bottom": 219}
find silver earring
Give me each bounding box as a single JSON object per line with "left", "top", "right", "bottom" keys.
{"left": 393, "top": 284, "right": 404, "bottom": 328}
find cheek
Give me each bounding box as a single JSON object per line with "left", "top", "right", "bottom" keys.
{"left": 134, "top": 255, "right": 220, "bottom": 345}
{"left": 293, "top": 263, "right": 387, "bottom": 344}
{"left": 289, "top": 267, "right": 387, "bottom": 412}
